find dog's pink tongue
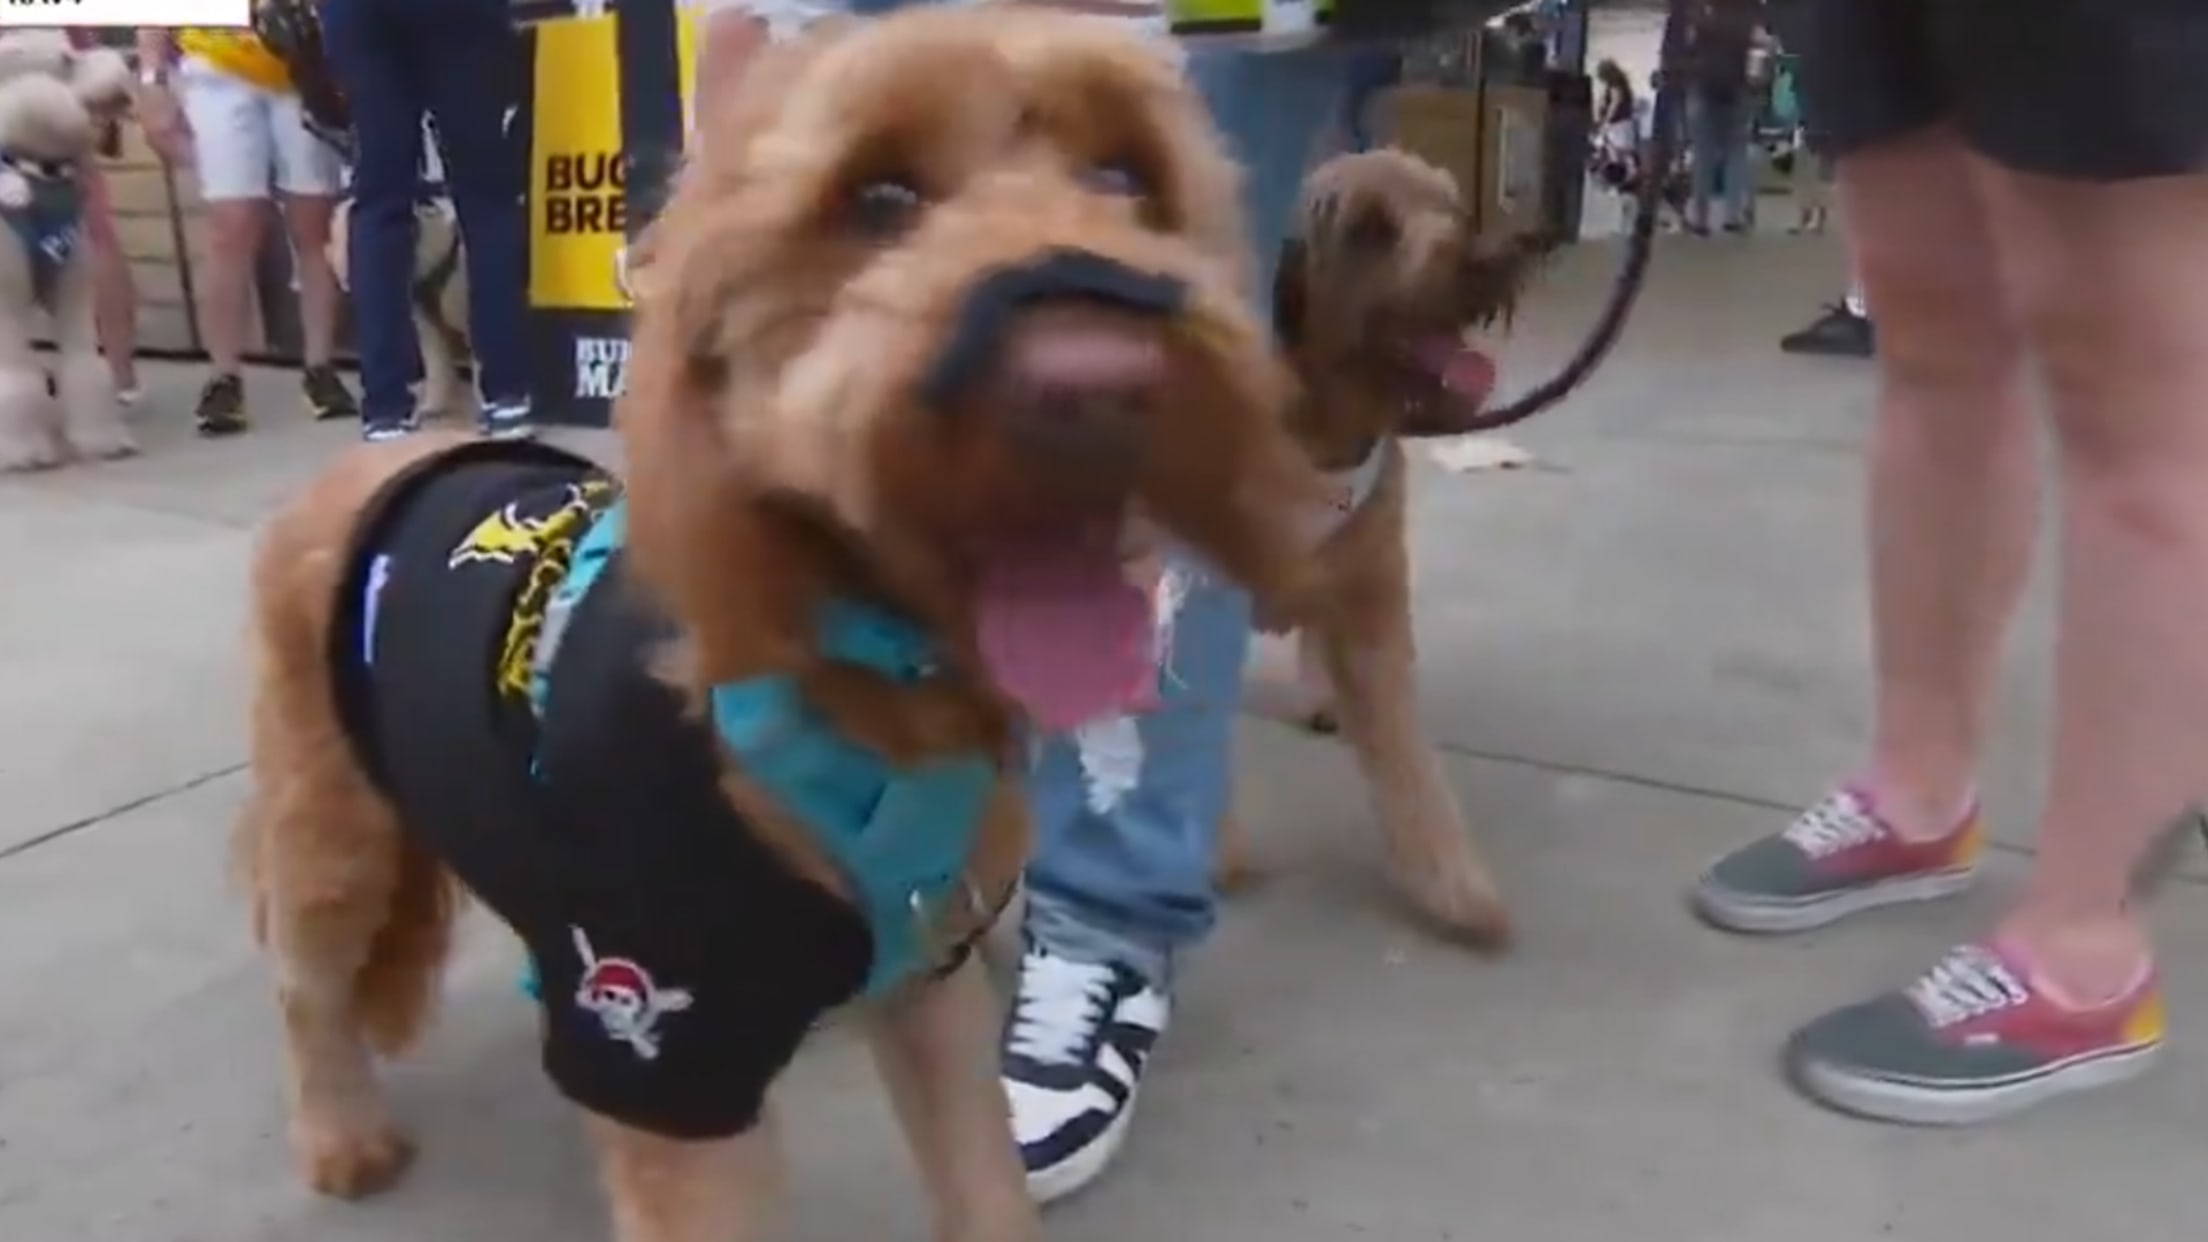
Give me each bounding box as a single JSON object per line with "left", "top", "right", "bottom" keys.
{"left": 977, "top": 536, "right": 1156, "bottom": 732}
{"left": 1414, "top": 337, "right": 1498, "bottom": 403}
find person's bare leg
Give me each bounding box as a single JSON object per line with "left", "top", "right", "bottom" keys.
{"left": 1693, "top": 130, "right": 2029, "bottom": 935}
{"left": 93, "top": 248, "right": 138, "bottom": 394}
{"left": 1974, "top": 167, "right": 2208, "bottom": 1003}
{"left": 1847, "top": 132, "right": 2037, "bottom": 837}
{"left": 197, "top": 198, "right": 264, "bottom": 374}
{"left": 85, "top": 219, "right": 138, "bottom": 395}
{"left": 279, "top": 193, "right": 341, "bottom": 367}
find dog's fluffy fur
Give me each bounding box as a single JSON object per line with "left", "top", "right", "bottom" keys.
{"left": 328, "top": 196, "right": 471, "bottom": 420}
{"left": 0, "top": 31, "right": 133, "bottom": 471}
{"left": 235, "top": 10, "right": 1322, "bottom": 1240}
{"left": 1217, "top": 150, "right": 1539, "bottom": 946}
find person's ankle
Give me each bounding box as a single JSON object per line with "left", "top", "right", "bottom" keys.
{"left": 1997, "top": 909, "right": 2154, "bottom": 1011}
{"left": 1859, "top": 767, "right": 1977, "bottom": 844}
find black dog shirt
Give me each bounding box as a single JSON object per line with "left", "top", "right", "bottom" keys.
{"left": 331, "top": 440, "right": 878, "bottom": 1140}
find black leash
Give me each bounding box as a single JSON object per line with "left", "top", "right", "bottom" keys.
{"left": 1448, "top": 0, "right": 1690, "bottom": 433}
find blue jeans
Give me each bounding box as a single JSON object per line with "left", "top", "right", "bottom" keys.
{"left": 319, "top": 0, "right": 531, "bottom": 424}
{"left": 1023, "top": 45, "right": 1345, "bottom": 985}
{"left": 1686, "top": 89, "right": 1755, "bottom": 228}
{"left": 1340, "top": 45, "right": 1402, "bottom": 153}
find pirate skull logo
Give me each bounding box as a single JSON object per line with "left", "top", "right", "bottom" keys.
{"left": 570, "top": 926, "right": 692, "bottom": 1060}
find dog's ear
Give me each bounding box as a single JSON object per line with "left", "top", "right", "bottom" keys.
{"left": 1457, "top": 226, "right": 1550, "bottom": 332}
{"left": 616, "top": 190, "right": 820, "bottom": 686}
{"left": 1271, "top": 236, "right": 1308, "bottom": 349}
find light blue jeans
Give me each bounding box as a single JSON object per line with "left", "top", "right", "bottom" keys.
{"left": 1686, "top": 89, "right": 1756, "bottom": 228}
{"left": 1023, "top": 45, "right": 1347, "bottom": 985}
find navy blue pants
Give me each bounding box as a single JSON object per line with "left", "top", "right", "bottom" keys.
{"left": 318, "top": 0, "right": 531, "bottom": 423}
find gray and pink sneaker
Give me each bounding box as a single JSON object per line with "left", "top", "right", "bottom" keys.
{"left": 1691, "top": 786, "right": 1984, "bottom": 934}
{"left": 1786, "top": 939, "right": 2166, "bottom": 1125}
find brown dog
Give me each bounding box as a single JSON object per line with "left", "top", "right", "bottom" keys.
{"left": 1216, "top": 150, "right": 1537, "bottom": 947}
{"left": 329, "top": 195, "right": 470, "bottom": 420}
{"left": 232, "top": 10, "right": 1322, "bottom": 1242}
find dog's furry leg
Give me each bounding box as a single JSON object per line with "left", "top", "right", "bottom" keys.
{"left": 867, "top": 959, "right": 1040, "bottom": 1242}
{"left": 52, "top": 257, "right": 130, "bottom": 460}
{"left": 242, "top": 440, "right": 465, "bottom": 1197}
{"left": 1211, "top": 807, "right": 1260, "bottom": 891}
{"left": 0, "top": 280, "right": 59, "bottom": 469}
{"left": 247, "top": 765, "right": 429, "bottom": 1198}
{"left": 1239, "top": 630, "right": 1338, "bottom": 733}
{"left": 0, "top": 366, "right": 58, "bottom": 470}
{"left": 589, "top": 1116, "right": 783, "bottom": 1242}
{"left": 1315, "top": 605, "right": 1511, "bottom": 949}
{"left": 414, "top": 306, "right": 457, "bottom": 420}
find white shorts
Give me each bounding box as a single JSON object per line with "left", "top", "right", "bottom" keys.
{"left": 175, "top": 56, "right": 343, "bottom": 202}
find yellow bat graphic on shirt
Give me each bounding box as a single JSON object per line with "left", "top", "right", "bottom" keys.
{"left": 449, "top": 503, "right": 559, "bottom": 567}
{"left": 446, "top": 484, "right": 615, "bottom": 568}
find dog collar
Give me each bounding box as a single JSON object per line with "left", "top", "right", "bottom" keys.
{"left": 538, "top": 502, "right": 995, "bottom": 998}
{"left": 0, "top": 156, "right": 81, "bottom": 309}
{"left": 0, "top": 153, "right": 74, "bottom": 182}
{"left": 1304, "top": 436, "right": 1390, "bottom": 544}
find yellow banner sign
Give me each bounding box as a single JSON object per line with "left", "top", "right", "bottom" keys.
{"left": 528, "top": 12, "right": 698, "bottom": 312}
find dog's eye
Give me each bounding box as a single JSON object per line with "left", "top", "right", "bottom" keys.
{"left": 1345, "top": 209, "right": 1398, "bottom": 252}
{"left": 1082, "top": 161, "right": 1147, "bottom": 200}
{"left": 848, "top": 177, "right": 925, "bottom": 239}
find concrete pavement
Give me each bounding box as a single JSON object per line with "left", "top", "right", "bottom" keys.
{"left": 5, "top": 232, "right": 2204, "bottom": 1242}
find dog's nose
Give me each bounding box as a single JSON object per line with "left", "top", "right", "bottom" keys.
{"left": 987, "top": 304, "right": 1166, "bottom": 468}
{"left": 923, "top": 249, "right": 1186, "bottom": 477}
{"left": 923, "top": 249, "right": 1184, "bottom": 398}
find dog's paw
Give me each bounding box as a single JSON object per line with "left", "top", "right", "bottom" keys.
{"left": 1393, "top": 861, "right": 1512, "bottom": 952}
{"left": 1212, "top": 846, "right": 1262, "bottom": 894}
{"left": 295, "top": 1122, "right": 417, "bottom": 1199}
{"left": 66, "top": 423, "right": 136, "bottom": 461}
{"left": 0, "top": 430, "right": 63, "bottom": 472}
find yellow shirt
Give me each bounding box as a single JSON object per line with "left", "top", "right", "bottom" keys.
{"left": 176, "top": 29, "right": 292, "bottom": 92}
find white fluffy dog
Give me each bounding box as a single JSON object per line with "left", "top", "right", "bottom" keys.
{"left": 0, "top": 31, "right": 133, "bottom": 472}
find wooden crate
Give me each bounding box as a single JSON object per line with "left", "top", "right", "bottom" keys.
{"left": 1380, "top": 86, "right": 1487, "bottom": 231}
{"left": 1379, "top": 82, "right": 1552, "bottom": 244}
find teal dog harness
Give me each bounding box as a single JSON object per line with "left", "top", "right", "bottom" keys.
{"left": 535, "top": 503, "right": 999, "bottom": 996}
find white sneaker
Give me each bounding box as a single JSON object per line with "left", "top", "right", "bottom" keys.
{"left": 479, "top": 398, "right": 536, "bottom": 440}
{"left": 999, "top": 942, "right": 1169, "bottom": 1205}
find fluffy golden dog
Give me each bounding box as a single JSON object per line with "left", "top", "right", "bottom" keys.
{"left": 233, "top": 9, "right": 1320, "bottom": 1242}
{"left": 1217, "top": 150, "right": 1538, "bottom": 947}
{"left": 328, "top": 195, "right": 470, "bottom": 420}
{"left": 0, "top": 30, "right": 134, "bottom": 471}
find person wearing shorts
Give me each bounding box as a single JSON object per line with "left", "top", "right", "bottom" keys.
{"left": 1690, "top": 0, "right": 2208, "bottom": 1124}
{"left": 133, "top": 27, "right": 356, "bottom": 435}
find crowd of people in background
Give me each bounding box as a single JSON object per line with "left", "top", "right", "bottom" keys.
{"left": 65, "top": 2, "right": 529, "bottom": 447}
{"left": 1583, "top": 0, "right": 1870, "bottom": 361}
{"left": 134, "top": 25, "right": 356, "bottom": 435}
{"left": 61, "top": 0, "right": 1873, "bottom": 466}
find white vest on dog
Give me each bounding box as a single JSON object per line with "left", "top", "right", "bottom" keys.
{"left": 1303, "top": 436, "right": 1388, "bottom": 546}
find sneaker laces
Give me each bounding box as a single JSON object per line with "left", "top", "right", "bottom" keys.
{"left": 1006, "top": 951, "right": 1117, "bottom": 1067}
{"left": 1782, "top": 791, "right": 1885, "bottom": 858}
{"left": 1907, "top": 945, "right": 2030, "bottom": 1029}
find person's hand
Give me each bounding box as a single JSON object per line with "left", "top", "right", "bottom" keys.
{"left": 135, "top": 81, "right": 190, "bottom": 164}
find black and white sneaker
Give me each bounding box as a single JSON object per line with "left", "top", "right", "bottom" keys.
{"left": 1000, "top": 944, "right": 1169, "bottom": 1205}
{"left": 479, "top": 398, "right": 536, "bottom": 441}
